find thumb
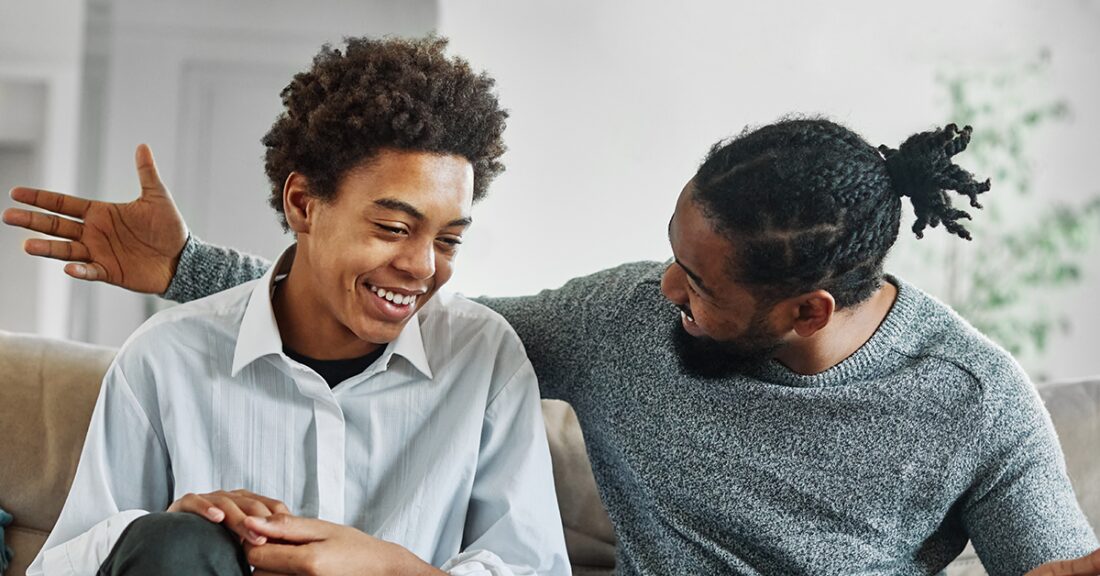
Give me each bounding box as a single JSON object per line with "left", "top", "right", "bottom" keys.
{"left": 134, "top": 143, "right": 169, "bottom": 197}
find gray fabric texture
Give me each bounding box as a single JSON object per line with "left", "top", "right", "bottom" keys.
{"left": 97, "top": 513, "right": 250, "bottom": 576}
{"left": 164, "top": 235, "right": 1098, "bottom": 576}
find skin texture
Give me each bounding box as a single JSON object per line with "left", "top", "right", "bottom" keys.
{"left": 274, "top": 149, "right": 473, "bottom": 360}
{"left": 3, "top": 149, "right": 1098, "bottom": 574}
{"left": 2, "top": 144, "right": 187, "bottom": 291}
{"left": 661, "top": 182, "right": 784, "bottom": 349}
{"left": 661, "top": 181, "right": 899, "bottom": 377}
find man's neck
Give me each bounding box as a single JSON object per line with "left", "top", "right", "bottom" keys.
{"left": 272, "top": 260, "right": 381, "bottom": 361}
{"left": 773, "top": 280, "right": 899, "bottom": 376}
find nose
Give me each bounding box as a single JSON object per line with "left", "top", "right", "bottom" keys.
{"left": 660, "top": 262, "right": 687, "bottom": 305}
{"left": 393, "top": 238, "right": 436, "bottom": 280}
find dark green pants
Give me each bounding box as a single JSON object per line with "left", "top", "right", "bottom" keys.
{"left": 97, "top": 512, "right": 250, "bottom": 576}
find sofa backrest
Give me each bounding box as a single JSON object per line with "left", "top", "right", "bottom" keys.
{"left": 0, "top": 330, "right": 116, "bottom": 576}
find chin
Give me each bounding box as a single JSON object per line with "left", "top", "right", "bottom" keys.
{"left": 670, "top": 323, "right": 781, "bottom": 379}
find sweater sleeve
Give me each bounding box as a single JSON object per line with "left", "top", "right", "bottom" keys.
{"left": 961, "top": 363, "right": 1098, "bottom": 575}
{"left": 162, "top": 235, "right": 272, "bottom": 303}
{"left": 474, "top": 261, "right": 661, "bottom": 404}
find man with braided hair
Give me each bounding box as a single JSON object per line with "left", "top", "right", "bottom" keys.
{"left": 7, "top": 115, "right": 1100, "bottom": 574}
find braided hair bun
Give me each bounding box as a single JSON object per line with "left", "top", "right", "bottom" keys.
{"left": 878, "top": 124, "right": 992, "bottom": 240}
{"left": 692, "top": 117, "right": 992, "bottom": 309}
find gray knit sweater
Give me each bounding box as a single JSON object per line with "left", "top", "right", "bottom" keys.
{"left": 165, "top": 237, "right": 1097, "bottom": 576}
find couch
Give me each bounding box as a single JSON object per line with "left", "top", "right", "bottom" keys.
{"left": 0, "top": 329, "right": 1096, "bottom": 575}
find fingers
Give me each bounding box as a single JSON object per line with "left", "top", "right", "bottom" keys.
{"left": 246, "top": 541, "right": 319, "bottom": 575}
{"left": 2, "top": 208, "right": 83, "bottom": 240}
{"left": 167, "top": 492, "right": 227, "bottom": 522}
{"left": 24, "top": 238, "right": 91, "bottom": 262}
{"left": 1062, "top": 549, "right": 1100, "bottom": 575}
{"left": 65, "top": 262, "right": 109, "bottom": 282}
{"left": 168, "top": 492, "right": 265, "bottom": 545}
{"left": 9, "top": 187, "right": 91, "bottom": 219}
{"left": 204, "top": 492, "right": 268, "bottom": 546}
{"left": 1026, "top": 549, "right": 1100, "bottom": 576}
{"left": 231, "top": 489, "right": 291, "bottom": 516}
{"left": 244, "top": 513, "right": 329, "bottom": 544}
{"left": 134, "top": 144, "right": 168, "bottom": 197}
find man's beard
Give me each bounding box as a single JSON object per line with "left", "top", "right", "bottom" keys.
{"left": 670, "top": 309, "right": 785, "bottom": 379}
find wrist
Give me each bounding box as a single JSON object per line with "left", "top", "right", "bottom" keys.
{"left": 161, "top": 233, "right": 195, "bottom": 298}
{"left": 387, "top": 543, "right": 445, "bottom": 576}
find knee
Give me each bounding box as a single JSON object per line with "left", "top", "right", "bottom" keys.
{"left": 103, "top": 512, "right": 246, "bottom": 575}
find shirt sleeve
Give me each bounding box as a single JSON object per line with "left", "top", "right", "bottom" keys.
{"left": 962, "top": 365, "right": 1099, "bottom": 575}
{"left": 27, "top": 364, "right": 172, "bottom": 576}
{"left": 162, "top": 234, "right": 272, "bottom": 303}
{"left": 439, "top": 359, "right": 570, "bottom": 576}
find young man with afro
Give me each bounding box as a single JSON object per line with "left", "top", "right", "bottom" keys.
{"left": 19, "top": 36, "right": 570, "bottom": 576}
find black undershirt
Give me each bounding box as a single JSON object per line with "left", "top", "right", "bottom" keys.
{"left": 283, "top": 346, "right": 386, "bottom": 389}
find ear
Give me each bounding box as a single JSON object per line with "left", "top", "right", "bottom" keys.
{"left": 283, "top": 172, "right": 314, "bottom": 235}
{"left": 788, "top": 290, "right": 835, "bottom": 338}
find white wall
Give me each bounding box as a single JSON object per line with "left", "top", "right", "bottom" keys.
{"left": 0, "top": 0, "right": 86, "bottom": 338}
{"left": 78, "top": 0, "right": 437, "bottom": 345}
{"left": 2, "top": 1, "right": 1097, "bottom": 379}
{"left": 438, "top": 1, "right": 1100, "bottom": 379}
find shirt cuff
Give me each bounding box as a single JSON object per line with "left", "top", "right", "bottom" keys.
{"left": 42, "top": 510, "right": 148, "bottom": 576}
{"left": 440, "top": 549, "right": 536, "bottom": 576}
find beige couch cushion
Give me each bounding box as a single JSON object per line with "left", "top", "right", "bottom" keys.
{"left": 542, "top": 400, "right": 616, "bottom": 570}
{"left": 0, "top": 330, "right": 115, "bottom": 575}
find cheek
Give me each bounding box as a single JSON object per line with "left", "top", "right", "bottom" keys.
{"left": 693, "top": 302, "right": 741, "bottom": 337}
{"left": 429, "top": 255, "right": 456, "bottom": 292}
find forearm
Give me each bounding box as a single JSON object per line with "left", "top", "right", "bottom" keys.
{"left": 163, "top": 234, "right": 272, "bottom": 302}
{"left": 394, "top": 548, "right": 447, "bottom": 576}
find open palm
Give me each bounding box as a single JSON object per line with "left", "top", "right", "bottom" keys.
{"left": 2, "top": 144, "right": 187, "bottom": 294}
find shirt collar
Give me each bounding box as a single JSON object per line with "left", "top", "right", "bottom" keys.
{"left": 231, "top": 245, "right": 433, "bottom": 380}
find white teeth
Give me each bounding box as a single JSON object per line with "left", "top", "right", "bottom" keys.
{"left": 368, "top": 284, "right": 417, "bottom": 307}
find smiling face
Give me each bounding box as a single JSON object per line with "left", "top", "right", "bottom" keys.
{"left": 660, "top": 182, "right": 787, "bottom": 374}
{"left": 283, "top": 149, "right": 474, "bottom": 357}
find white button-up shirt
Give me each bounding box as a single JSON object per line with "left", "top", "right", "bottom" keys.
{"left": 30, "top": 251, "right": 570, "bottom": 576}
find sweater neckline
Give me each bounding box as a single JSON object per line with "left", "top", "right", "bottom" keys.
{"left": 750, "top": 275, "right": 922, "bottom": 388}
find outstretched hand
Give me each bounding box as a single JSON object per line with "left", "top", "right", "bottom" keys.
{"left": 2, "top": 144, "right": 187, "bottom": 294}
{"left": 1025, "top": 549, "right": 1100, "bottom": 576}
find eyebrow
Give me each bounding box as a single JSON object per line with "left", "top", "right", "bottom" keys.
{"left": 374, "top": 198, "right": 472, "bottom": 228}
{"left": 667, "top": 216, "right": 713, "bottom": 297}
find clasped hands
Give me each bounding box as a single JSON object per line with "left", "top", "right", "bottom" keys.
{"left": 167, "top": 489, "right": 441, "bottom": 576}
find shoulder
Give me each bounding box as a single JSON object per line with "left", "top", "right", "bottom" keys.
{"left": 417, "top": 291, "right": 535, "bottom": 393}
{"left": 569, "top": 260, "right": 667, "bottom": 293}
{"left": 419, "top": 290, "right": 523, "bottom": 351}
{"left": 890, "top": 276, "right": 1034, "bottom": 401}
{"left": 114, "top": 280, "right": 258, "bottom": 373}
